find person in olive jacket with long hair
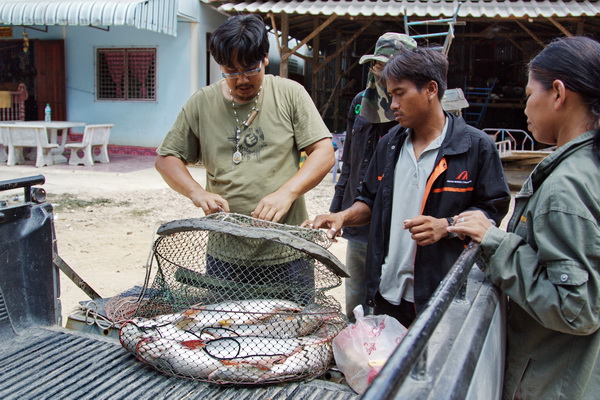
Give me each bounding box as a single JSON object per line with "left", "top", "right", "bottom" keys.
{"left": 449, "top": 36, "right": 600, "bottom": 400}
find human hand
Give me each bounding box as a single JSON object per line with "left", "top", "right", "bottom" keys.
{"left": 251, "top": 190, "right": 295, "bottom": 223}
{"left": 189, "top": 190, "right": 229, "bottom": 216}
{"left": 446, "top": 210, "right": 494, "bottom": 243}
{"left": 403, "top": 215, "right": 449, "bottom": 246}
{"left": 300, "top": 219, "right": 314, "bottom": 228}
{"left": 305, "top": 213, "right": 343, "bottom": 241}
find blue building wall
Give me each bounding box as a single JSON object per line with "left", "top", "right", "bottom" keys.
{"left": 66, "top": 25, "right": 187, "bottom": 148}
{"left": 3, "top": 4, "right": 227, "bottom": 149}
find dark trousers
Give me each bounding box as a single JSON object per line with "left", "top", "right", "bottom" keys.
{"left": 373, "top": 291, "right": 417, "bottom": 328}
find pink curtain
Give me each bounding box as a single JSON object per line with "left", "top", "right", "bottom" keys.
{"left": 103, "top": 51, "right": 125, "bottom": 98}
{"left": 129, "top": 51, "right": 154, "bottom": 98}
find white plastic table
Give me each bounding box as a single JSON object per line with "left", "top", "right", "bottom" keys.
{"left": 3, "top": 121, "right": 86, "bottom": 163}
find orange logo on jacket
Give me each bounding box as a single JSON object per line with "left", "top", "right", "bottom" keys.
{"left": 434, "top": 168, "right": 474, "bottom": 194}
{"left": 456, "top": 171, "right": 469, "bottom": 180}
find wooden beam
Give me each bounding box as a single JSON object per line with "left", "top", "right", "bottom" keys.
{"left": 291, "top": 52, "right": 311, "bottom": 62}
{"left": 311, "top": 18, "right": 320, "bottom": 102}
{"left": 282, "top": 14, "right": 338, "bottom": 61}
{"left": 313, "top": 20, "right": 373, "bottom": 74}
{"left": 269, "top": 13, "right": 314, "bottom": 63}
{"left": 460, "top": 32, "right": 568, "bottom": 39}
{"left": 268, "top": 13, "right": 282, "bottom": 55}
{"left": 280, "top": 13, "right": 289, "bottom": 77}
{"left": 332, "top": 29, "right": 342, "bottom": 131}
{"left": 506, "top": 36, "right": 525, "bottom": 54}
{"left": 547, "top": 17, "right": 572, "bottom": 37}
{"left": 514, "top": 20, "right": 546, "bottom": 47}
{"left": 478, "top": 22, "right": 500, "bottom": 38}
{"left": 319, "top": 50, "right": 365, "bottom": 117}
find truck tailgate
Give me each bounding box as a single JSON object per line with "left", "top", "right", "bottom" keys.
{"left": 0, "top": 327, "right": 357, "bottom": 400}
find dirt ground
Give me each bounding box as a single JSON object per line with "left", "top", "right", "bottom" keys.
{"left": 0, "top": 155, "right": 347, "bottom": 325}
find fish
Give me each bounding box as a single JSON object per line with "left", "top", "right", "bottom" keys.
{"left": 121, "top": 299, "right": 305, "bottom": 350}
{"left": 119, "top": 317, "right": 213, "bottom": 352}
{"left": 267, "top": 339, "right": 333, "bottom": 380}
{"left": 135, "top": 337, "right": 224, "bottom": 379}
{"left": 189, "top": 299, "right": 303, "bottom": 315}
{"left": 173, "top": 299, "right": 303, "bottom": 332}
{"left": 207, "top": 320, "right": 338, "bottom": 383}
{"left": 121, "top": 299, "right": 344, "bottom": 383}
{"left": 134, "top": 335, "right": 299, "bottom": 380}
{"left": 173, "top": 300, "right": 338, "bottom": 338}
{"left": 200, "top": 304, "right": 338, "bottom": 339}
{"left": 197, "top": 335, "right": 303, "bottom": 359}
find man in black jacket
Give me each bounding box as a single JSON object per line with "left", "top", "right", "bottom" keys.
{"left": 311, "top": 48, "right": 510, "bottom": 327}
{"left": 329, "top": 32, "right": 416, "bottom": 321}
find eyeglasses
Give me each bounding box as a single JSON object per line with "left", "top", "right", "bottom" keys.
{"left": 221, "top": 61, "right": 262, "bottom": 80}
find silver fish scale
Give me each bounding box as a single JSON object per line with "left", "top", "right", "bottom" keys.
{"left": 0, "top": 327, "right": 357, "bottom": 400}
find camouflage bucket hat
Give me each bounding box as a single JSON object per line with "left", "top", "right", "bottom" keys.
{"left": 359, "top": 32, "right": 417, "bottom": 64}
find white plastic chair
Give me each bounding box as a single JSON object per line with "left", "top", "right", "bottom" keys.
{"left": 65, "top": 124, "right": 113, "bottom": 166}
{"left": 5, "top": 125, "right": 58, "bottom": 168}
{"left": 0, "top": 126, "right": 7, "bottom": 162}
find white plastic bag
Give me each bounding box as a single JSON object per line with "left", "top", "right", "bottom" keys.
{"left": 332, "top": 305, "right": 408, "bottom": 394}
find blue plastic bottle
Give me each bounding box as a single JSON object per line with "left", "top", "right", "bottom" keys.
{"left": 44, "top": 103, "right": 52, "bottom": 122}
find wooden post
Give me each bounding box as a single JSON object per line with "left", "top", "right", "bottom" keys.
{"left": 279, "top": 13, "right": 289, "bottom": 78}
{"left": 333, "top": 29, "right": 342, "bottom": 132}
{"left": 576, "top": 20, "right": 584, "bottom": 35}
{"left": 311, "top": 18, "right": 320, "bottom": 103}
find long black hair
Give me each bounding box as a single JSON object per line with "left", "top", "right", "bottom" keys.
{"left": 529, "top": 36, "right": 600, "bottom": 161}
{"left": 208, "top": 14, "right": 269, "bottom": 69}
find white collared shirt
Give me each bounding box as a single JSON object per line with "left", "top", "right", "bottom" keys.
{"left": 379, "top": 117, "right": 448, "bottom": 304}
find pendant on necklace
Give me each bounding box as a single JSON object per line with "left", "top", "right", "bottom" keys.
{"left": 230, "top": 87, "right": 261, "bottom": 165}
{"left": 232, "top": 150, "right": 242, "bottom": 164}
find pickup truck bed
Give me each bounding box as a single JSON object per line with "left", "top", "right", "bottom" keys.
{"left": 0, "top": 176, "right": 357, "bottom": 399}
{"left": 0, "top": 175, "right": 505, "bottom": 400}
{"left": 0, "top": 326, "right": 356, "bottom": 399}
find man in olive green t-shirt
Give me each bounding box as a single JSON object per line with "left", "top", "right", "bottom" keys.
{"left": 155, "top": 14, "right": 334, "bottom": 305}
{"left": 155, "top": 14, "right": 333, "bottom": 226}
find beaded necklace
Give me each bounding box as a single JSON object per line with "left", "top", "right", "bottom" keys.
{"left": 230, "top": 86, "right": 261, "bottom": 164}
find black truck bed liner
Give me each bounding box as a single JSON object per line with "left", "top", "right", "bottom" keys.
{"left": 0, "top": 326, "right": 357, "bottom": 400}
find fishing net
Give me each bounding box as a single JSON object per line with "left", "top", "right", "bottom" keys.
{"left": 119, "top": 213, "right": 348, "bottom": 385}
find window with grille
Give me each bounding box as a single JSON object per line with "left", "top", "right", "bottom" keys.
{"left": 97, "top": 48, "right": 156, "bottom": 101}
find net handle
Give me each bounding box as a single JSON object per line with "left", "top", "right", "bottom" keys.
{"left": 156, "top": 218, "right": 350, "bottom": 278}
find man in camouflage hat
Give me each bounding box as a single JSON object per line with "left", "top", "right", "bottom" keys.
{"left": 357, "top": 33, "right": 417, "bottom": 123}
{"left": 317, "top": 47, "right": 509, "bottom": 327}
{"left": 329, "top": 33, "right": 416, "bottom": 322}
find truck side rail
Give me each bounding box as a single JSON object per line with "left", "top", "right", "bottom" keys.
{"left": 363, "top": 243, "right": 505, "bottom": 399}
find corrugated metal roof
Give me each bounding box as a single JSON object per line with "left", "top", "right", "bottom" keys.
{"left": 0, "top": 0, "right": 178, "bottom": 36}
{"left": 216, "top": 0, "right": 600, "bottom": 19}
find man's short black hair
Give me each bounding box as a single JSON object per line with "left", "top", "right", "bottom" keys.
{"left": 209, "top": 14, "right": 269, "bottom": 69}
{"left": 381, "top": 47, "right": 448, "bottom": 100}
